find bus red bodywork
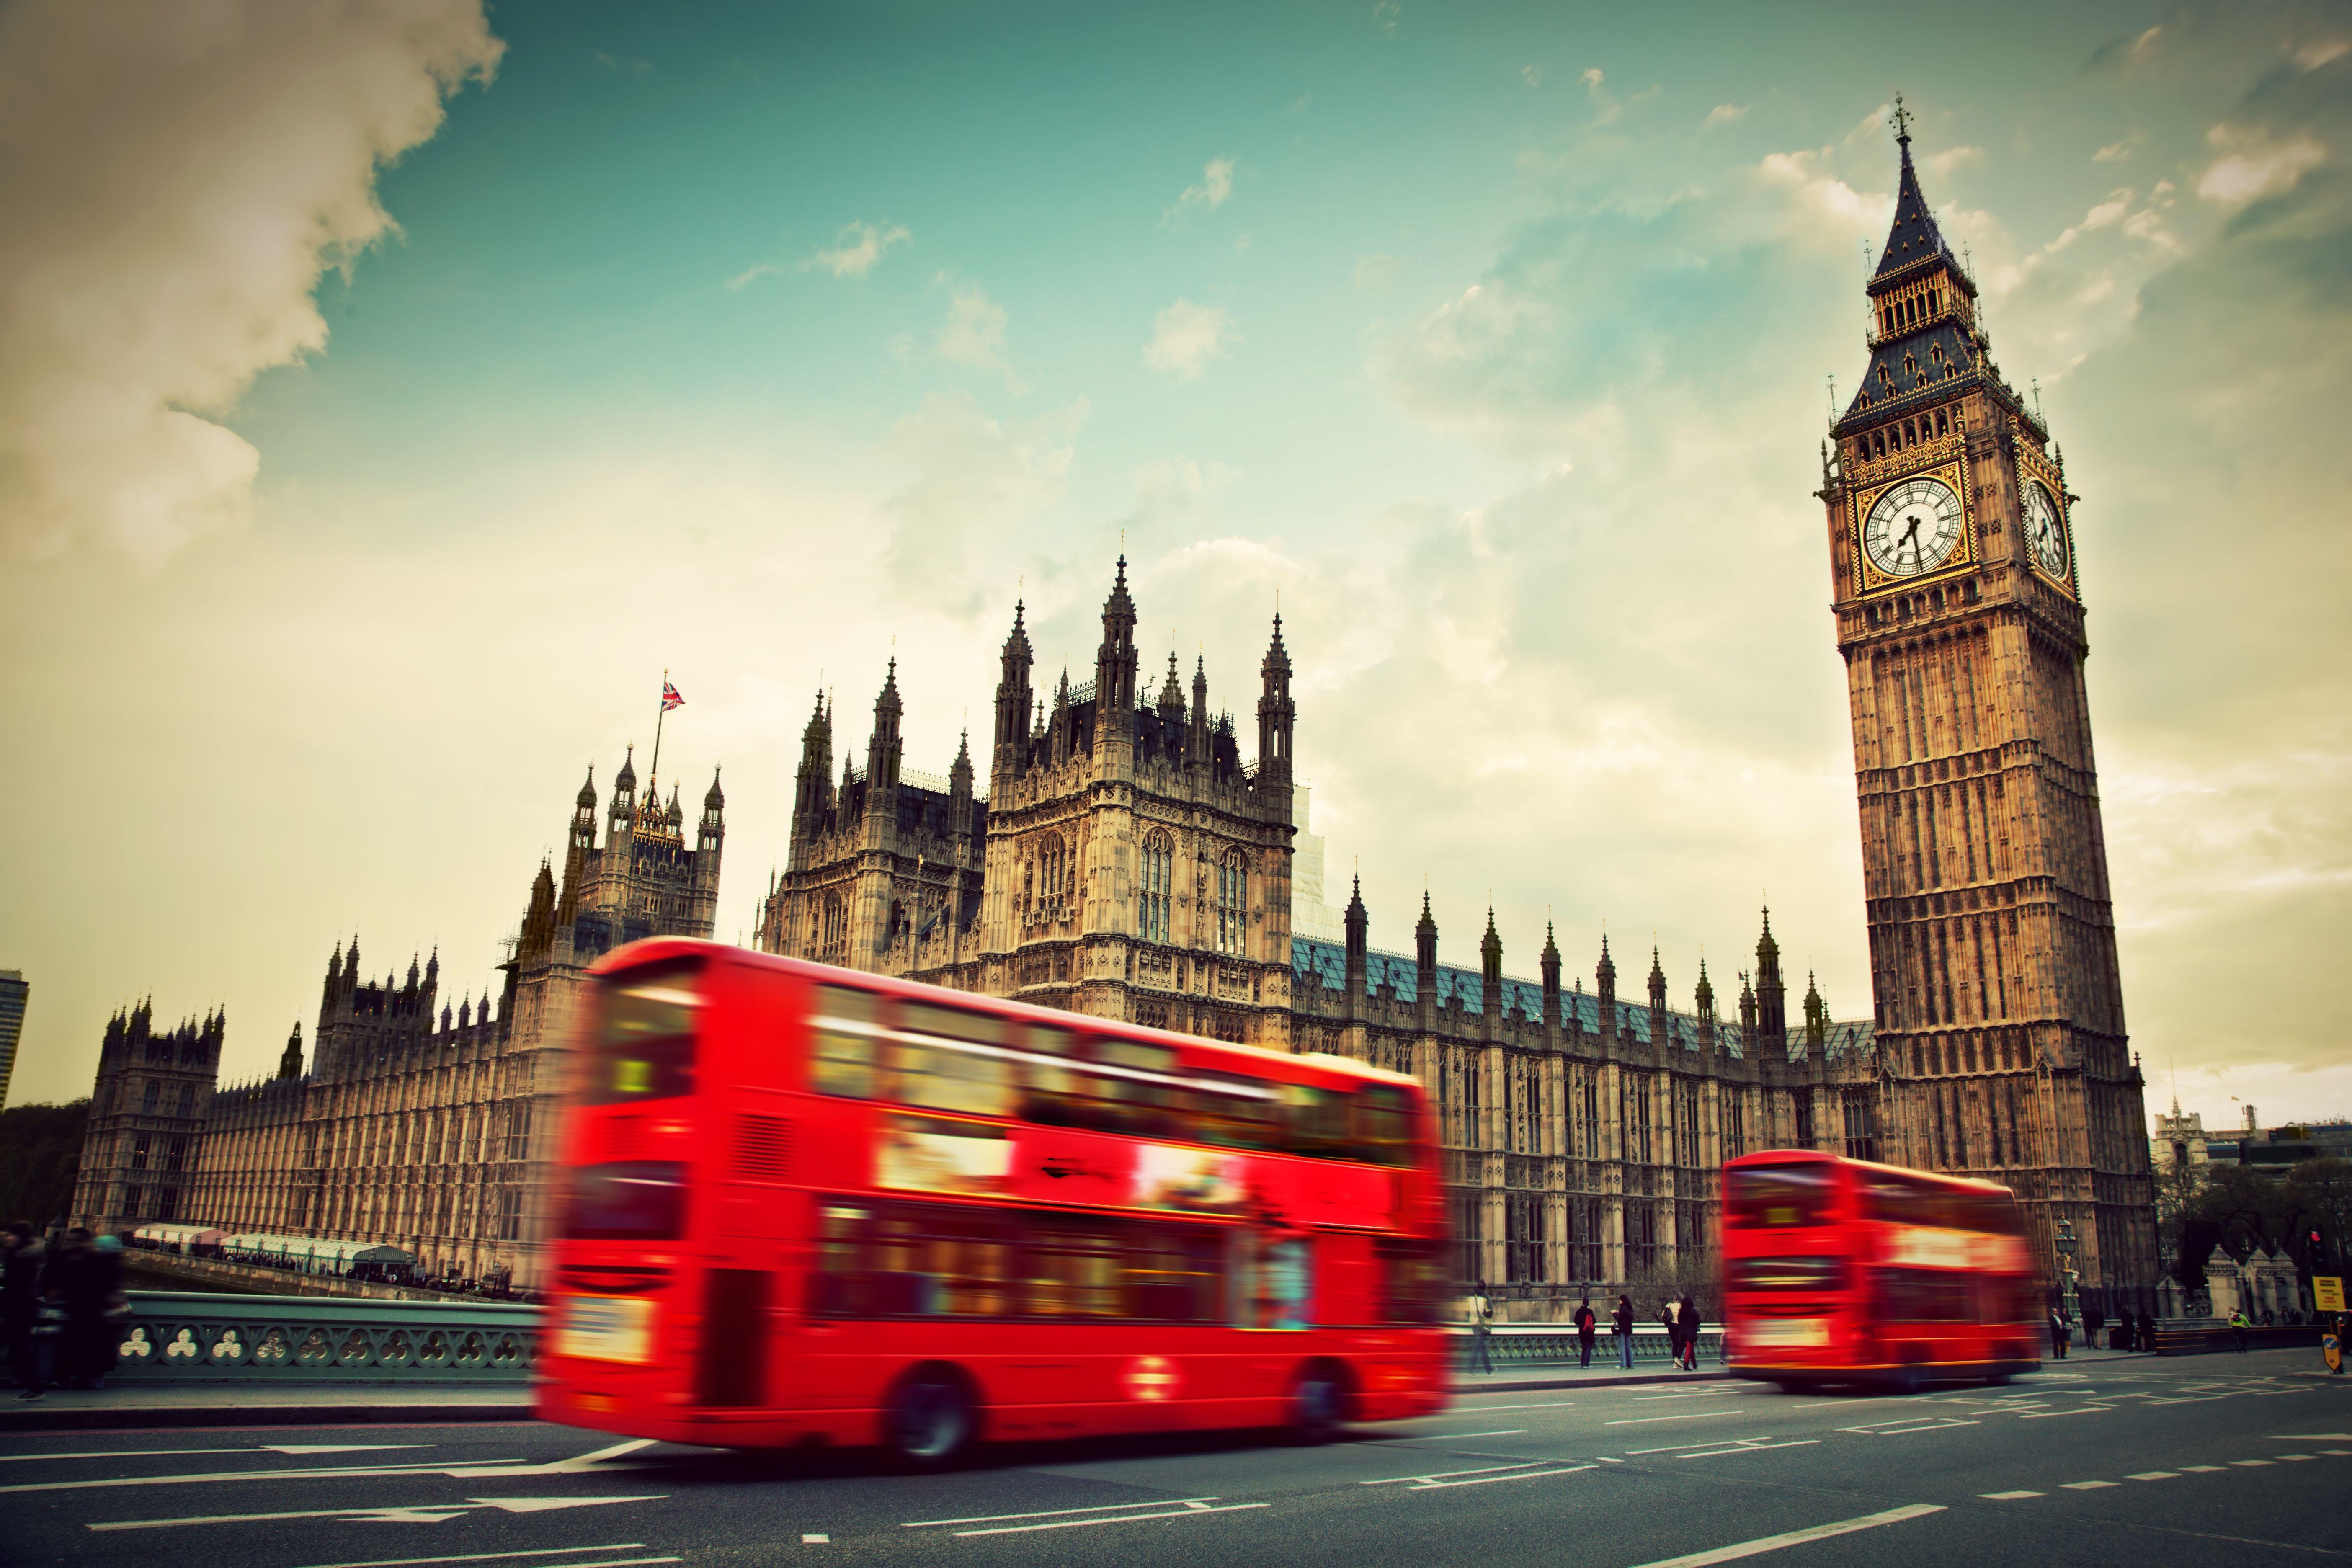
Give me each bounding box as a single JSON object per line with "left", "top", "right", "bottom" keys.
{"left": 1722, "top": 1150, "right": 2042, "bottom": 1390}
{"left": 536, "top": 940, "right": 1451, "bottom": 1459}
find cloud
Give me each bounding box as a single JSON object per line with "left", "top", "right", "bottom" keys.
{"left": 1161, "top": 157, "right": 1236, "bottom": 227}
{"left": 808, "top": 219, "right": 911, "bottom": 278}
{"left": 936, "top": 282, "right": 1023, "bottom": 391}
{"left": 0, "top": 0, "right": 503, "bottom": 566}
{"left": 1702, "top": 103, "right": 1749, "bottom": 129}
{"left": 2094, "top": 139, "right": 2135, "bottom": 163}
{"left": 1371, "top": 0, "right": 1400, "bottom": 35}
{"left": 1142, "top": 300, "right": 1238, "bottom": 381}
{"left": 1523, "top": 65, "right": 1543, "bottom": 88}
{"left": 879, "top": 393, "right": 1085, "bottom": 612}
{"left": 1354, "top": 253, "right": 1404, "bottom": 293}
{"left": 2197, "top": 127, "right": 2326, "bottom": 201}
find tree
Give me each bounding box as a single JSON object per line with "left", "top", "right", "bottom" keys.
{"left": 0, "top": 1100, "right": 89, "bottom": 1230}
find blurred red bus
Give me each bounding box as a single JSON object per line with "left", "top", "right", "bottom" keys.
{"left": 537, "top": 939, "right": 1451, "bottom": 1464}
{"left": 1722, "top": 1151, "right": 2042, "bottom": 1392}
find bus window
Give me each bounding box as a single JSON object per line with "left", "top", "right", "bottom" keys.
{"left": 565, "top": 1161, "right": 688, "bottom": 1240}
{"left": 585, "top": 961, "right": 702, "bottom": 1104}
{"left": 1127, "top": 1229, "right": 1223, "bottom": 1323}
{"left": 1354, "top": 1086, "right": 1413, "bottom": 1166}
{"left": 1283, "top": 1084, "right": 1351, "bottom": 1158}
{"left": 1882, "top": 1267, "right": 1974, "bottom": 1322}
{"left": 1864, "top": 1171, "right": 1965, "bottom": 1229}
{"left": 1725, "top": 1161, "right": 1837, "bottom": 1228}
{"left": 1236, "top": 1232, "right": 1313, "bottom": 1329}
{"left": 1375, "top": 1238, "right": 1444, "bottom": 1324}
{"left": 810, "top": 985, "right": 883, "bottom": 1099}
{"left": 893, "top": 1003, "right": 1016, "bottom": 1117}
{"left": 1189, "top": 1071, "right": 1282, "bottom": 1152}
{"left": 1730, "top": 1256, "right": 1848, "bottom": 1294}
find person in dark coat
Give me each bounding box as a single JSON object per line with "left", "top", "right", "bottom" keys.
{"left": 1574, "top": 1296, "right": 1598, "bottom": 1367}
{"left": 1613, "top": 1294, "right": 1636, "bottom": 1368}
{"left": 1677, "top": 1295, "right": 1703, "bottom": 1370}
{"left": 2082, "top": 1302, "right": 2104, "bottom": 1351}
{"left": 51, "top": 1230, "right": 122, "bottom": 1389}
{"left": 1660, "top": 1302, "right": 1680, "bottom": 1366}
{"left": 2049, "top": 1305, "right": 2071, "bottom": 1359}
{"left": 2138, "top": 1310, "right": 2157, "bottom": 1353}
{"left": 3, "top": 1223, "right": 47, "bottom": 1400}
{"left": 2110, "top": 1311, "right": 2133, "bottom": 1353}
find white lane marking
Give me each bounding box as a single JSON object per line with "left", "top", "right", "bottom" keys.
{"left": 2324, "top": 1450, "right": 2352, "bottom": 1457}
{"left": 2062, "top": 1480, "right": 2119, "bottom": 1489}
{"left": 906, "top": 1498, "right": 1226, "bottom": 1528}
{"left": 952, "top": 1502, "right": 1268, "bottom": 1537}
{"left": 1395, "top": 1429, "right": 1529, "bottom": 1441}
{"left": 10, "top": 1459, "right": 527, "bottom": 1496}
{"left": 1622, "top": 1503, "right": 1945, "bottom": 1568}
{"left": 1607, "top": 1411, "right": 1742, "bottom": 1426}
{"left": 90, "top": 1498, "right": 668, "bottom": 1532}
{"left": 2020, "top": 1408, "right": 2102, "bottom": 1419}
{"left": 442, "top": 1439, "right": 660, "bottom": 1481}
{"left": 2231, "top": 1459, "right": 2276, "bottom": 1467}
{"left": 1981, "top": 1490, "right": 2043, "bottom": 1500}
{"left": 2277, "top": 1433, "right": 2352, "bottom": 1440}
{"left": 282, "top": 1547, "right": 645, "bottom": 1568}
{"left": 2128, "top": 1472, "right": 2178, "bottom": 1480}
{"left": 1837, "top": 1419, "right": 1978, "bottom": 1436}
{"left": 1406, "top": 1465, "right": 1595, "bottom": 1490}
{"left": 1629, "top": 1438, "right": 1774, "bottom": 1455}
{"left": 1679, "top": 1441, "right": 1821, "bottom": 1459}
{"left": 1597, "top": 1456, "right": 1624, "bottom": 1462}
{"left": 801, "top": 1536, "right": 828, "bottom": 1545}
{"left": 1362, "top": 1461, "right": 1552, "bottom": 1485}
{"left": 2278, "top": 1455, "right": 2318, "bottom": 1462}
{"left": 1444, "top": 1401, "right": 1578, "bottom": 1412}
{"left": 2181, "top": 1465, "right": 2226, "bottom": 1473}
{"left": 0, "top": 1445, "right": 424, "bottom": 1465}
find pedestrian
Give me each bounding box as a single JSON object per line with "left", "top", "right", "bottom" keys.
{"left": 2110, "top": 1311, "right": 2133, "bottom": 1354}
{"left": 1613, "top": 1294, "right": 1635, "bottom": 1369}
{"left": 2229, "top": 1308, "right": 2251, "bottom": 1353}
{"left": 1660, "top": 1302, "right": 1680, "bottom": 1368}
{"left": 2083, "top": 1301, "right": 2104, "bottom": 1351}
{"left": 1574, "top": 1295, "right": 1597, "bottom": 1368}
{"left": 54, "top": 1232, "right": 124, "bottom": 1390}
{"left": 2048, "top": 1304, "right": 2071, "bottom": 1359}
{"left": 2, "top": 1222, "right": 47, "bottom": 1400}
{"left": 1676, "top": 1294, "right": 1702, "bottom": 1371}
{"left": 1468, "top": 1293, "right": 1494, "bottom": 1375}
{"left": 2137, "top": 1310, "right": 2156, "bottom": 1354}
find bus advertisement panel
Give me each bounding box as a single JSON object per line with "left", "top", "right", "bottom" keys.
{"left": 1723, "top": 1150, "right": 2041, "bottom": 1391}
{"left": 537, "top": 940, "right": 1451, "bottom": 1464}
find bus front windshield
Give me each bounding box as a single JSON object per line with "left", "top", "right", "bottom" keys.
{"left": 583, "top": 960, "right": 704, "bottom": 1105}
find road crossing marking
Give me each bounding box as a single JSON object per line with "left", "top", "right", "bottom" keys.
{"left": 2278, "top": 1455, "right": 2319, "bottom": 1461}
{"left": 1621, "top": 1503, "right": 1945, "bottom": 1568}
{"left": 1359, "top": 1460, "right": 1596, "bottom": 1491}
{"left": 2062, "top": 1480, "right": 2120, "bottom": 1489}
{"left": 2231, "top": 1459, "right": 2276, "bottom": 1467}
{"left": 1396, "top": 1430, "right": 1530, "bottom": 1440}
{"left": 89, "top": 1498, "right": 669, "bottom": 1532}
{"left": 1440, "top": 1401, "right": 1578, "bottom": 1412}
{"left": 8, "top": 1459, "right": 530, "bottom": 1496}
{"left": 903, "top": 1498, "right": 1269, "bottom": 1537}
{"left": 2181, "top": 1465, "right": 2226, "bottom": 1472}
{"left": 1981, "top": 1491, "right": 2043, "bottom": 1500}
{"left": 1606, "top": 1411, "right": 1742, "bottom": 1425}
{"left": 1678, "top": 1441, "right": 1820, "bottom": 1459}
{"left": 2127, "top": 1472, "right": 2177, "bottom": 1480}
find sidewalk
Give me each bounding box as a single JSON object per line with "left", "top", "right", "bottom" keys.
{"left": 0, "top": 1385, "right": 534, "bottom": 1434}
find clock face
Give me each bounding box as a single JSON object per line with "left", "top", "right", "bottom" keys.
{"left": 2022, "top": 478, "right": 2068, "bottom": 578}
{"left": 1862, "top": 476, "right": 1964, "bottom": 579}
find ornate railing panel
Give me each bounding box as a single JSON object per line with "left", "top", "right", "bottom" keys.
{"left": 106, "top": 1292, "right": 537, "bottom": 1383}
{"left": 1454, "top": 1326, "right": 1725, "bottom": 1370}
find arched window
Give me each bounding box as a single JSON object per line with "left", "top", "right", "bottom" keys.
{"left": 1216, "top": 851, "right": 1248, "bottom": 956}
{"left": 1139, "top": 831, "right": 1173, "bottom": 944}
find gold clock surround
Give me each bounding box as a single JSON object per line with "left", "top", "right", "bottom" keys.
{"left": 2014, "top": 446, "right": 2078, "bottom": 599}
{"left": 1848, "top": 455, "right": 1976, "bottom": 596}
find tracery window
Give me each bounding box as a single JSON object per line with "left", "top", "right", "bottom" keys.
{"left": 1215, "top": 851, "right": 1248, "bottom": 956}
{"left": 1139, "top": 831, "right": 1173, "bottom": 943}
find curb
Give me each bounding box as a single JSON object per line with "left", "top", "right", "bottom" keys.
{"left": 0, "top": 1401, "right": 536, "bottom": 1433}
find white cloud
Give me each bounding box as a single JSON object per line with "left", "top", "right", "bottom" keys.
{"left": 1523, "top": 65, "right": 1543, "bottom": 88}
{"left": 879, "top": 393, "right": 1085, "bottom": 611}
{"left": 1142, "top": 299, "right": 1238, "bottom": 381}
{"left": 1161, "top": 157, "right": 1236, "bottom": 227}
{"left": 936, "top": 282, "right": 1023, "bottom": 391}
{"left": 2094, "top": 139, "right": 2135, "bottom": 163}
{"left": 1701, "top": 103, "right": 1749, "bottom": 130}
{"left": 0, "top": 0, "right": 503, "bottom": 566}
{"left": 2197, "top": 127, "right": 2326, "bottom": 202}
{"left": 809, "top": 219, "right": 910, "bottom": 278}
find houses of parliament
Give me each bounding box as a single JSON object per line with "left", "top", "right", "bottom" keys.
{"left": 70, "top": 127, "right": 2158, "bottom": 1313}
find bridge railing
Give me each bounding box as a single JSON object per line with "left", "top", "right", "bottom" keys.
{"left": 1453, "top": 1325, "right": 1725, "bottom": 1370}
{"left": 97, "top": 1292, "right": 537, "bottom": 1383}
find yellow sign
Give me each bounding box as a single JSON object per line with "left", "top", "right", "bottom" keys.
{"left": 2317, "top": 1276, "right": 2346, "bottom": 1313}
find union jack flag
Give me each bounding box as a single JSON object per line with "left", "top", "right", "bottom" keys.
{"left": 661, "top": 681, "right": 684, "bottom": 712}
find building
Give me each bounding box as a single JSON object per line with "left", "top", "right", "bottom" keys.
{"left": 70, "top": 754, "right": 722, "bottom": 1289}
{"left": 65, "top": 124, "right": 2160, "bottom": 1314}
{"left": 2153, "top": 1099, "right": 2211, "bottom": 1187}
{"left": 1816, "top": 106, "right": 2158, "bottom": 1304}
{"left": 0, "top": 969, "right": 26, "bottom": 1109}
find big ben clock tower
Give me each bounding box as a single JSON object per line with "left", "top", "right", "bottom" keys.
{"left": 1821, "top": 103, "right": 2156, "bottom": 1309}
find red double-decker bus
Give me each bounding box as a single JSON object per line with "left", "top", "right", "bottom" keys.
{"left": 1722, "top": 1151, "right": 2042, "bottom": 1392}
{"left": 537, "top": 940, "right": 1451, "bottom": 1464}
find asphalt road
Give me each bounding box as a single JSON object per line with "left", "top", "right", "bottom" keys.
{"left": 5, "top": 1349, "right": 2348, "bottom": 1568}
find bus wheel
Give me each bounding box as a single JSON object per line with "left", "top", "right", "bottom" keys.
{"left": 1287, "top": 1364, "right": 1347, "bottom": 1445}
{"left": 885, "top": 1371, "right": 976, "bottom": 1471}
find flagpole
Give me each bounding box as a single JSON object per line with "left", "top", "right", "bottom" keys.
{"left": 650, "top": 667, "right": 668, "bottom": 788}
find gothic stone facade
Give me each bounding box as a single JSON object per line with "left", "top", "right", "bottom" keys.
{"left": 69, "top": 756, "right": 723, "bottom": 1290}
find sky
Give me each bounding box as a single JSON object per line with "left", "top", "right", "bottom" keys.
{"left": 2, "top": 0, "right": 2347, "bottom": 1134}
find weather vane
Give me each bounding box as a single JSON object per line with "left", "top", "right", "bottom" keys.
{"left": 1890, "top": 93, "right": 1913, "bottom": 143}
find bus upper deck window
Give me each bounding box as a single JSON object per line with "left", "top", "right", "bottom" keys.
{"left": 894, "top": 1003, "right": 1016, "bottom": 1117}
{"left": 811, "top": 986, "right": 883, "bottom": 1099}
{"left": 1355, "top": 1086, "right": 1413, "bottom": 1166}
{"left": 587, "top": 961, "right": 702, "bottom": 1104}
{"left": 1283, "top": 1084, "right": 1350, "bottom": 1158}
{"left": 1727, "top": 1162, "right": 1836, "bottom": 1228}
